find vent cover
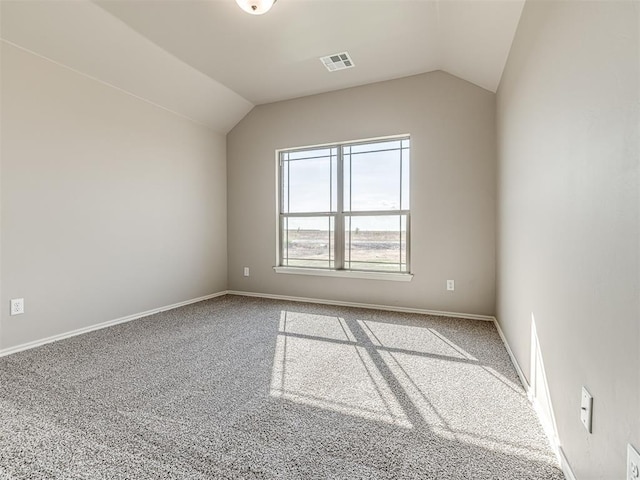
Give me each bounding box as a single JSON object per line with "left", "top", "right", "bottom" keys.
{"left": 320, "top": 52, "right": 355, "bottom": 72}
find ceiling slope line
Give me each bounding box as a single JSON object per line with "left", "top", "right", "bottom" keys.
{"left": 0, "top": 38, "right": 241, "bottom": 133}
{"left": 1, "top": 0, "right": 254, "bottom": 133}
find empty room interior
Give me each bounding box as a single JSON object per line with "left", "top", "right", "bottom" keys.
{"left": 1, "top": 0, "right": 638, "bottom": 479}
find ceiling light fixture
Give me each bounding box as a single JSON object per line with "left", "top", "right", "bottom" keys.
{"left": 236, "top": 0, "right": 277, "bottom": 15}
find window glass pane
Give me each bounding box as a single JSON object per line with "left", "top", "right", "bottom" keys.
{"left": 288, "top": 148, "right": 333, "bottom": 161}
{"left": 283, "top": 149, "right": 334, "bottom": 213}
{"left": 346, "top": 148, "right": 401, "bottom": 211}
{"left": 350, "top": 140, "right": 402, "bottom": 154}
{"left": 401, "top": 147, "right": 410, "bottom": 210}
{"left": 282, "top": 216, "right": 334, "bottom": 268}
{"left": 344, "top": 215, "right": 407, "bottom": 272}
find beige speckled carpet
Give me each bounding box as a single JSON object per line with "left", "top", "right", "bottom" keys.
{"left": 0, "top": 295, "right": 564, "bottom": 479}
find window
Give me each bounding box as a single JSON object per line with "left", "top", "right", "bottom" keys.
{"left": 277, "top": 136, "right": 410, "bottom": 277}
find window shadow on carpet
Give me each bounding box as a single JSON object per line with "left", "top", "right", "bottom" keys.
{"left": 268, "top": 305, "right": 564, "bottom": 478}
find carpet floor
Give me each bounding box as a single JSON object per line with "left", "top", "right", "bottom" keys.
{"left": 0, "top": 295, "right": 564, "bottom": 479}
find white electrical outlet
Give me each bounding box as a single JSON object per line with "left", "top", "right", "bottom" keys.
{"left": 580, "top": 387, "right": 593, "bottom": 433}
{"left": 628, "top": 444, "right": 640, "bottom": 480}
{"left": 10, "top": 298, "right": 24, "bottom": 316}
{"left": 446, "top": 280, "right": 455, "bottom": 291}
{"left": 243, "top": 267, "right": 250, "bottom": 277}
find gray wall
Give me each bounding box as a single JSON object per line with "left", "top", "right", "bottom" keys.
{"left": 0, "top": 42, "right": 228, "bottom": 351}
{"left": 496, "top": 1, "right": 639, "bottom": 477}
{"left": 227, "top": 71, "right": 497, "bottom": 316}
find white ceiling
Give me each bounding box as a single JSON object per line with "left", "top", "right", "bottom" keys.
{"left": 0, "top": 0, "right": 525, "bottom": 133}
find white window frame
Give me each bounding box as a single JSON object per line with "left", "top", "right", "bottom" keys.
{"left": 274, "top": 135, "right": 413, "bottom": 281}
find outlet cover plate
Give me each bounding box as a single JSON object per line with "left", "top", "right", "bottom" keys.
{"left": 446, "top": 280, "right": 455, "bottom": 291}
{"left": 10, "top": 298, "right": 24, "bottom": 315}
{"left": 628, "top": 444, "right": 640, "bottom": 480}
{"left": 580, "top": 386, "right": 593, "bottom": 433}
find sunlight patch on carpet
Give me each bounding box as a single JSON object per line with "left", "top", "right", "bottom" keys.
{"left": 270, "top": 311, "right": 411, "bottom": 428}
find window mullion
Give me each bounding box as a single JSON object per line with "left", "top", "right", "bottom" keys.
{"left": 335, "top": 146, "right": 345, "bottom": 270}
{"left": 279, "top": 154, "right": 285, "bottom": 266}
{"left": 406, "top": 213, "right": 411, "bottom": 273}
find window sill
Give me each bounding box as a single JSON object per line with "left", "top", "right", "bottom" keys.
{"left": 273, "top": 266, "right": 413, "bottom": 282}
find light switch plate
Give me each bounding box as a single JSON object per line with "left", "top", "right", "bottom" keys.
{"left": 580, "top": 387, "right": 593, "bottom": 433}
{"left": 628, "top": 444, "right": 640, "bottom": 480}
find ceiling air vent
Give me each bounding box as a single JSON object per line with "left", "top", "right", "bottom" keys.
{"left": 320, "top": 52, "right": 355, "bottom": 72}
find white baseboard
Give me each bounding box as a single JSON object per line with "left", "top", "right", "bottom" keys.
{"left": 0, "top": 291, "right": 228, "bottom": 358}
{"left": 493, "top": 317, "right": 577, "bottom": 480}
{"left": 492, "top": 318, "right": 530, "bottom": 391}
{"left": 227, "top": 290, "right": 495, "bottom": 322}
{"left": 1, "top": 289, "right": 492, "bottom": 357}
{"left": 559, "top": 447, "right": 577, "bottom": 480}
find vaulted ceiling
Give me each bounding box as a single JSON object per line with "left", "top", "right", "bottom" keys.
{"left": 1, "top": 0, "right": 525, "bottom": 133}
